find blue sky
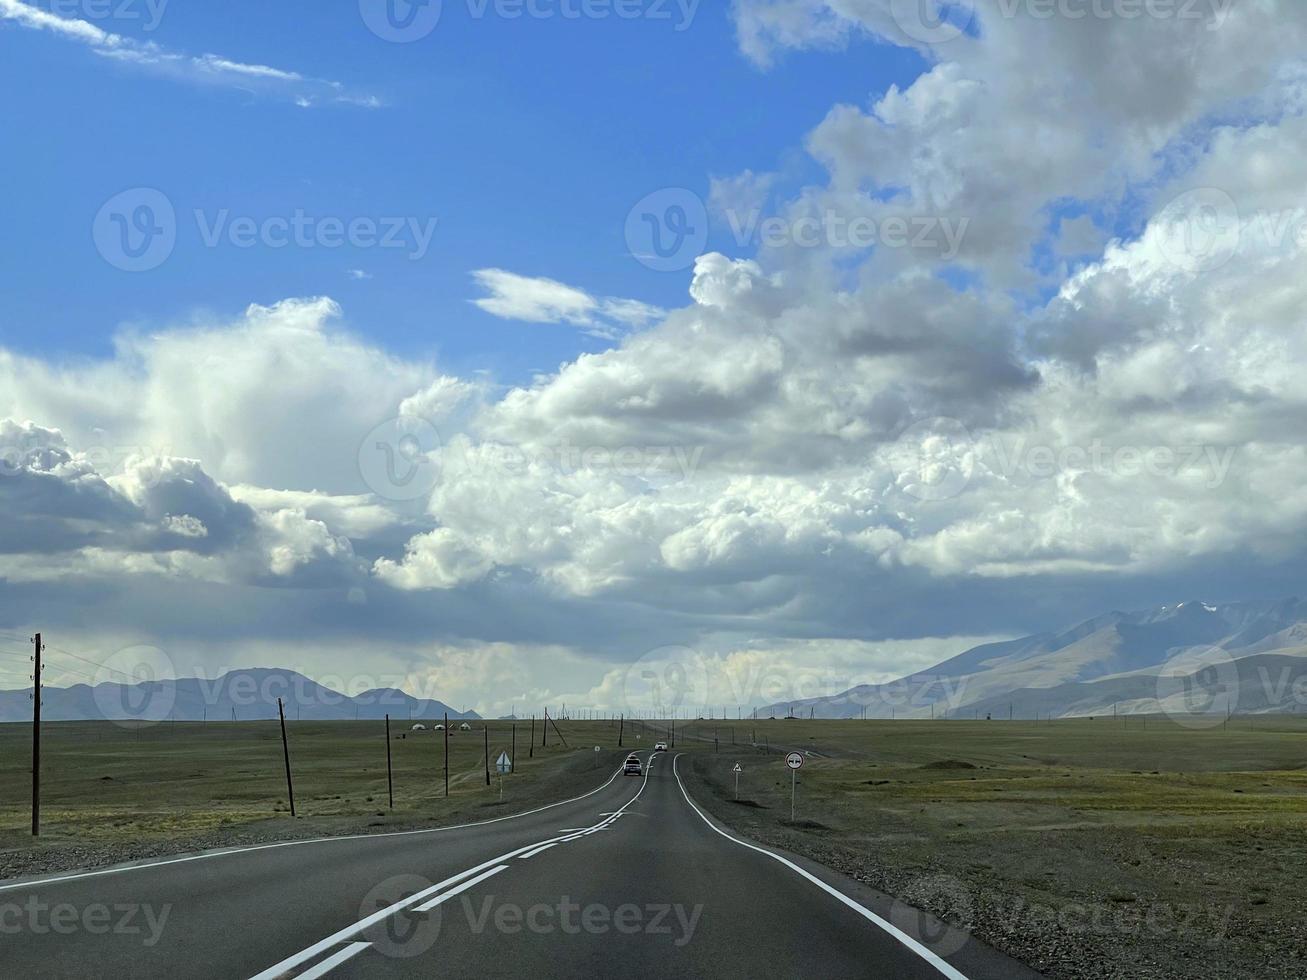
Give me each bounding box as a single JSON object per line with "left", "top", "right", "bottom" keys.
{"left": 1, "top": 0, "right": 921, "bottom": 382}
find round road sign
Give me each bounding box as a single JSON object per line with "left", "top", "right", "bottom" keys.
{"left": 785, "top": 752, "right": 803, "bottom": 770}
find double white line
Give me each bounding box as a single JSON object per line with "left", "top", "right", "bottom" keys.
{"left": 249, "top": 756, "right": 652, "bottom": 980}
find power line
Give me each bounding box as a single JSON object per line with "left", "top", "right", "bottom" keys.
{"left": 39, "top": 657, "right": 100, "bottom": 685}
{"left": 46, "top": 645, "right": 132, "bottom": 682}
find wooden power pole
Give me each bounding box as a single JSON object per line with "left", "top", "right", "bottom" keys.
{"left": 31, "top": 632, "right": 42, "bottom": 837}
{"left": 277, "top": 697, "right": 296, "bottom": 818}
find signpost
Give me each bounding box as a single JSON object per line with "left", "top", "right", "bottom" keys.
{"left": 785, "top": 752, "right": 803, "bottom": 821}
{"left": 496, "top": 751, "right": 512, "bottom": 801}
{"left": 733, "top": 762, "right": 742, "bottom": 800}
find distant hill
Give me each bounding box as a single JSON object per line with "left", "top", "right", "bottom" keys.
{"left": 0, "top": 667, "right": 479, "bottom": 723}
{"left": 761, "top": 598, "right": 1307, "bottom": 720}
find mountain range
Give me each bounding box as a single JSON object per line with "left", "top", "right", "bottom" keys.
{"left": 8, "top": 599, "right": 1307, "bottom": 724}
{"left": 0, "top": 667, "right": 479, "bottom": 723}
{"left": 763, "top": 598, "right": 1307, "bottom": 721}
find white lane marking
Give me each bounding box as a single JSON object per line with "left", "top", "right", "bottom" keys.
{"left": 249, "top": 754, "right": 654, "bottom": 980}
{"left": 413, "top": 865, "right": 507, "bottom": 913}
{"left": 517, "top": 842, "right": 558, "bottom": 860}
{"left": 293, "top": 942, "right": 371, "bottom": 980}
{"left": 671, "top": 755, "right": 970, "bottom": 980}
{"left": 0, "top": 765, "right": 627, "bottom": 895}
{"left": 557, "top": 828, "right": 588, "bottom": 832}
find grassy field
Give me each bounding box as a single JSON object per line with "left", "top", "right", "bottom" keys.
{"left": 0, "top": 717, "right": 634, "bottom": 865}
{"left": 673, "top": 716, "right": 1307, "bottom": 979}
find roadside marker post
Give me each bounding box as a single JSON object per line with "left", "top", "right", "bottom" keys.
{"left": 785, "top": 752, "right": 803, "bottom": 821}
{"left": 385, "top": 714, "right": 394, "bottom": 809}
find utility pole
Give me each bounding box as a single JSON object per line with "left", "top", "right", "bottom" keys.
{"left": 484, "top": 723, "right": 490, "bottom": 787}
{"left": 542, "top": 709, "right": 549, "bottom": 748}
{"left": 529, "top": 714, "right": 535, "bottom": 758}
{"left": 385, "top": 714, "right": 394, "bottom": 809}
{"left": 31, "top": 633, "right": 41, "bottom": 837}
{"left": 511, "top": 722, "right": 516, "bottom": 770}
{"left": 444, "top": 712, "right": 449, "bottom": 797}
{"left": 618, "top": 714, "right": 624, "bottom": 748}
{"left": 277, "top": 698, "right": 296, "bottom": 818}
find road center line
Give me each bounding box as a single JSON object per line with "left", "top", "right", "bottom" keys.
{"left": 413, "top": 865, "right": 508, "bottom": 913}
{"left": 670, "top": 754, "right": 970, "bottom": 980}
{"left": 293, "top": 942, "right": 372, "bottom": 980}
{"left": 248, "top": 754, "right": 653, "bottom": 980}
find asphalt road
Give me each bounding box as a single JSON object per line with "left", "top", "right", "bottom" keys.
{"left": 0, "top": 752, "right": 1041, "bottom": 979}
